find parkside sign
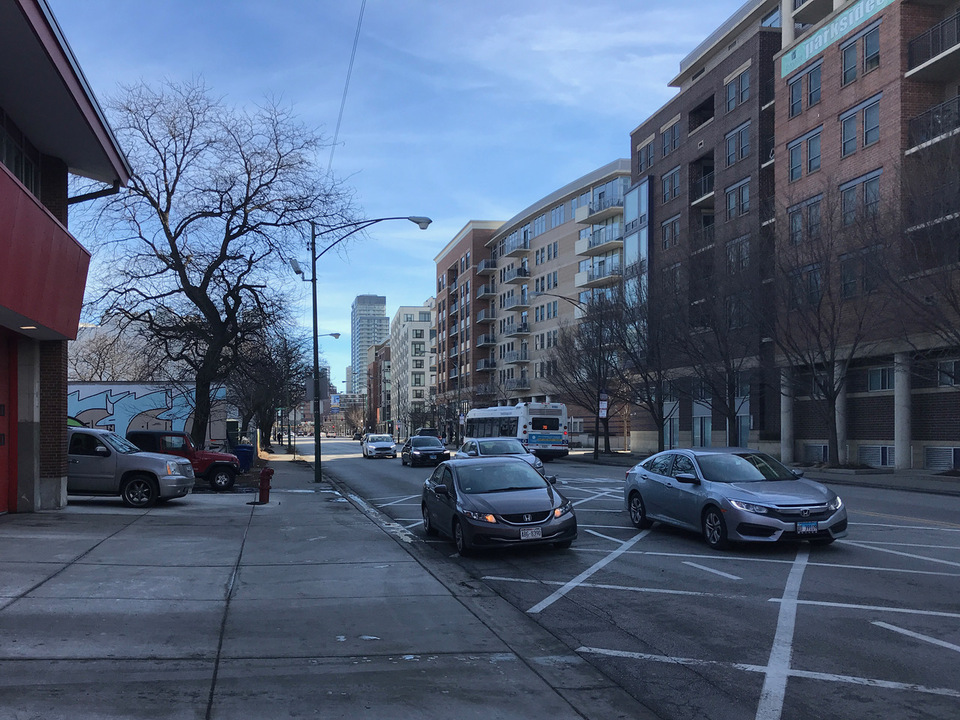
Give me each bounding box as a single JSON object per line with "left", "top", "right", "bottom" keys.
{"left": 781, "top": 0, "right": 896, "bottom": 77}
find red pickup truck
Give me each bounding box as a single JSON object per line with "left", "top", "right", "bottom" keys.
{"left": 126, "top": 430, "right": 241, "bottom": 491}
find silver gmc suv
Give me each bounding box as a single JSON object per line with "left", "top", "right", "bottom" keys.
{"left": 67, "top": 427, "right": 195, "bottom": 508}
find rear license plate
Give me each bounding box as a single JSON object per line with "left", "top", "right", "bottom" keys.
{"left": 797, "top": 521, "right": 818, "bottom": 534}
{"left": 520, "top": 527, "right": 542, "bottom": 540}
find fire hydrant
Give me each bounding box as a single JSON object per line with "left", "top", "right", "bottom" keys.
{"left": 258, "top": 467, "right": 274, "bottom": 504}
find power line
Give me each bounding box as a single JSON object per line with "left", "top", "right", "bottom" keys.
{"left": 327, "top": 0, "right": 367, "bottom": 174}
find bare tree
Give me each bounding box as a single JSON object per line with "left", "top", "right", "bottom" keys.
{"left": 771, "top": 182, "right": 895, "bottom": 465}
{"left": 82, "top": 79, "right": 352, "bottom": 447}
{"left": 69, "top": 320, "right": 162, "bottom": 382}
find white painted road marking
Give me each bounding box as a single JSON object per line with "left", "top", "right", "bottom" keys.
{"left": 683, "top": 561, "right": 742, "bottom": 580}
{"left": 771, "top": 598, "right": 960, "bottom": 619}
{"left": 841, "top": 539, "right": 960, "bottom": 569}
{"left": 873, "top": 621, "right": 960, "bottom": 654}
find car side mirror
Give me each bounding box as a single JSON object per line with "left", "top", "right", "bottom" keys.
{"left": 95, "top": 445, "right": 110, "bottom": 457}
{"left": 675, "top": 473, "right": 700, "bottom": 484}
{"left": 467, "top": 450, "right": 478, "bottom": 457}
{"left": 433, "top": 484, "right": 449, "bottom": 496}
{"left": 792, "top": 469, "right": 805, "bottom": 478}
{"left": 546, "top": 475, "right": 558, "bottom": 484}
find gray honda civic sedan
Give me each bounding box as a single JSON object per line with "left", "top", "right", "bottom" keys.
{"left": 624, "top": 448, "right": 847, "bottom": 549}
{"left": 421, "top": 457, "right": 576, "bottom": 555}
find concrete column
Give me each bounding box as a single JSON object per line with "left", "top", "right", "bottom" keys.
{"left": 780, "top": 367, "right": 794, "bottom": 463}
{"left": 835, "top": 361, "right": 848, "bottom": 465}
{"left": 16, "top": 339, "right": 40, "bottom": 512}
{"left": 781, "top": 0, "right": 795, "bottom": 46}
{"left": 894, "top": 352, "right": 912, "bottom": 470}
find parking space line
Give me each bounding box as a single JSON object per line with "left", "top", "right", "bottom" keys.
{"left": 683, "top": 561, "right": 741, "bottom": 580}
{"left": 852, "top": 522, "right": 960, "bottom": 532}
{"left": 584, "top": 528, "right": 626, "bottom": 544}
{"left": 577, "top": 646, "right": 960, "bottom": 699}
{"left": 377, "top": 494, "right": 421, "bottom": 508}
{"left": 841, "top": 540, "right": 960, "bottom": 568}
{"left": 851, "top": 540, "right": 960, "bottom": 550}
{"left": 526, "top": 530, "right": 652, "bottom": 614}
{"left": 773, "top": 599, "right": 960, "bottom": 619}
{"left": 873, "top": 621, "right": 960, "bottom": 654}
{"left": 485, "top": 575, "right": 715, "bottom": 598}
{"left": 756, "top": 546, "right": 808, "bottom": 720}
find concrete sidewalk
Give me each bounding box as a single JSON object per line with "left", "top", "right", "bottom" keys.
{"left": 0, "top": 453, "right": 650, "bottom": 720}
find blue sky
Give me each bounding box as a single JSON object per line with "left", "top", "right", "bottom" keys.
{"left": 54, "top": 0, "right": 745, "bottom": 387}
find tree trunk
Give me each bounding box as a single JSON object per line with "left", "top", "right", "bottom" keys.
{"left": 602, "top": 417, "right": 612, "bottom": 453}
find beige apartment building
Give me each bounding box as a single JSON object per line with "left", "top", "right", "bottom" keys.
{"left": 389, "top": 301, "right": 436, "bottom": 440}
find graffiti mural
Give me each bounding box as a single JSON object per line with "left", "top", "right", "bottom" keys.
{"left": 67, "top": 382, "right": 234, "bottom": 444}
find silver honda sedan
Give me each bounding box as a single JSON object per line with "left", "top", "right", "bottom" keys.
{"left": 623, "top": 448, "right": 847, "bottom": 549}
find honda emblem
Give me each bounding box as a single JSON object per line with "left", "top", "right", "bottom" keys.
{"left": 523, "top": 514, "right": 532, "bottom": 522}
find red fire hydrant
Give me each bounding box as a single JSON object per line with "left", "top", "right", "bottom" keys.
{"left": 258, "top": 467, "right": 274, "bottom": 504}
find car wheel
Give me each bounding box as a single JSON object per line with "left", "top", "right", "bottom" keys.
{"left": 401, "top": 455, "right": 407, "bottom": 466}
{"left": 209, "top": 467, "right": 236, "bottom": 491}
{"left": 453, "top": 519, "right": 471, "bottom": 556}
{"left": 628, "top": 492, "right": 653, "bottom": 529}
{"left": 702, "top": 506, "right": 729, "bottom": 550}
{"left": 553, "top": 540, "right": 573, "bottom": 549}
{"left": 121, "top": 475, "right": 158, "bottom": 508}
{"left": 422, "top": 504, "right": 438, "bottom": 536}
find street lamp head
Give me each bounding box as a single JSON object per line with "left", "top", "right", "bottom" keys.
{"left": 407, "top": 216, "right": 432, "bottom": 230}
{"left": 330, "top": 333, "right": 341, "bottom": 340}
{"left": 289, "top": 258, "right": 304, "bottom": 277}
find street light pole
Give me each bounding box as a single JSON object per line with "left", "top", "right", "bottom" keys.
{"left": 292, "top": 215, "right": 432, "bottom": 484}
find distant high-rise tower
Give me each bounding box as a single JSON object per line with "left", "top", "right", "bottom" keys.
{"left": 350, "top": 295, "right": 389, "bottom": 394}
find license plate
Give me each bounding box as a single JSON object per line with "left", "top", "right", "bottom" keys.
{"left": 797, "top": 521, "right": 818, "bottom": 534}
{"left": 429, "top": 455, "right": 436, "bottom": 460}
{"left": 520, "top": 527, "right": 542, "bottom": 540}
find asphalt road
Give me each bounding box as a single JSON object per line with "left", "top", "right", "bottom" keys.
{"left": 307, "top": 437, "right": 960, "bottom": 720}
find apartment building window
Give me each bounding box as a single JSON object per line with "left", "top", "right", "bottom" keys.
{"left": 725, "top": 122, "right": 750, "bottom": 166}
{"left": 412, "top": 372, "right": 425, "bottom": 387}
{"left": 419, "top": 311, "right": 431, "bottom": 322}
{"left": 661, "top": 215, "right": 681, "bottom": 249}
{"left": 841, "top": 21, "right": 881, "bottom": 86}
{"left": 938, "top": 360, "right": 959, "bottom": 386}
{"left": 726, "top": 292, "right": 749, "bottom": 329}
{"left": 787, "top": 126, "right": 822, "bottom": 181}
{"left": 841, "top": 248, "right": 880, "bottom": 298}
{"left": 413, "top": 359, "right": 424, "bottom": 369}
{"left": 551, "top": 203, "right": 565, "bottom": 227}
{"left": 790, "top": 265, "right": 823, "bottom": 307}
{"left": 787, "top": 195, "right": 822, "bottom": 245}
{"left": 725, "top": 178, "right": 750, "bottom": 220}
{"left": 413, "top": 389, "right": 424, "bottom": 399}
{"left": 841, "top": 170, "right": 882, "bottom": 226}
{"left": 547, "top": 270, "right": 557, "bottom": 289}
{"left": 725, "top": 68, "right": 750, "bottom": 112}
{"left": 662, "top": 122, "right": 680, "bottom": 157}
{"left": 840, "top": 94, "right": 882, "bottom": 157}
{"left": 868, "top": 366, "right": 894, "bottom": 391}
{"left": 534, "top": 214, "right": 546, "bottom": 236}
{"left": 662, "top": 166, "right": 680, "bottom": 203}
{"left": 726, "top": 235, "right": 750, "bottom": 274}
{"left": 638, "top": 141, "right": 654, "bottom": 173}
{"left": 787, "top": 60, "right": 822, "bottom": 118}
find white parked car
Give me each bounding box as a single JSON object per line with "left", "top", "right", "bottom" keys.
{"left": 361, "top": 434, "right": 397, "bottom": 459}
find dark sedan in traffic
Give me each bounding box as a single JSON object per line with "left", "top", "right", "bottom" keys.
{"left": 421, "top": 457, "right": 576, "bottom": 555}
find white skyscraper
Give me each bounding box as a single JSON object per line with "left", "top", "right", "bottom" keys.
{"left": 350, "top": 295, "right": 389, "bottom": 395}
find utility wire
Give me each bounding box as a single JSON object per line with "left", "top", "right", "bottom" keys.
{"left": 327, "top": 0, "right": 367, "bottom": 174}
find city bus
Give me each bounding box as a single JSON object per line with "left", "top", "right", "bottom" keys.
{"left": 463, "top": 402, "right": 569, "bottom": 460}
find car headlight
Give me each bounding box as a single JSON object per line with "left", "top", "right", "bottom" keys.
{"left": 411, "top": 450, "right": 421, "bottom": 455}
{"left": 554, "top": 500, "right": 573, "bottom": 518}
{"left": 166, "top": 461, "right": 180, "bottom": 476}
{"left": 828, "top": 496, "right": 843, "bottom": 511}
{"left": 729, "top": 499, "right": 769, "bottom": 514}
{"left": 462, "top": 510, "right": 497, "bottom": 524}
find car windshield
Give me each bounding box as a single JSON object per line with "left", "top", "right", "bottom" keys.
{"left": 696, "top": 452, "right": 796, "bottom": 483}
{"left": 101, "top": 432, "right": 142, "bottom": 455}
{"left": 476, "top": 439, "right": 526, "bottom": 455}
{"left": 368, "top": 435, "right": 393, "bottom": 443}
{"left": 412, "top": 437, "right": 444, "bottom": 449}
{"left": 456, "top": 462, "right": 546, "bottom": 494}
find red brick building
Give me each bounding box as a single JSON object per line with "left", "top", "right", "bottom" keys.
{"left": 0, "top": 0, "right": 130, "bottom": 512}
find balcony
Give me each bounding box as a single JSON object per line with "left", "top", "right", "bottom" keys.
{"left": 575, "top": 224, "right": 623, "bottom": 256}
{"left": 690, "top": 171, "right": 715, "bottom": 207}
{"left": 474, "top": 383, "right": 496, "bottom": 395}
{"left": 449, "top": 325, "right": 459, "bottom": 338}
{"left": 476, "top": 308, "right": 497, "bottom": 324}
{"left": 575, "top": 264, "right": 622, "bottom": 289}
{"left": 792, "top": 0, "right": 832, "bottom": 27}
{"left": 503, "top": 266, "right": 531, "bottom": 284}
{"left": 476, "top": 333, "right": 496, "bottom": 347}
{"left": 504, "top": 377, "right": 531, "bottom": 391}
{"left": 908, "top": 10, "right": 960, "bottom": 81}
{"left": 503, "top": 293, "right": 530, "bottom": 310}
{"left": 575, "top": 195, "right": 625, "bottom": 225}
{"left": 476, "top": 258, "right": 497, "bottom": 275}
{"left": 502, "top": 237, "right": 531, "bottom": 257}
{"left": 908, "top": 94, "right": 960, "bottom": 149}
{"left": 690, "top": 223, "right": 715, "bottom": 251}
{"left": 503, "top": 350, "right": 530, "bottom": 365}
{"left": 504, "top": 321, "right": 530, "bottom": 337}
{"left": 476, "top": 358, "right": 497, "bottom": 372}
{"left": 476, "top": 283, "right": 496, "bottom": 299}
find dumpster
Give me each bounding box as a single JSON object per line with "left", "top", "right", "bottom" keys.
{"left": 233, "top": 444, "right": 255, "bottom": 473}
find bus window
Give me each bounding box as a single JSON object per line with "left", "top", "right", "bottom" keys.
{"left": 500, "top": 418, "right": 518, "bottom": 436}
{"left": 531, "top": 417, "right": 560, "bottom": 431}
{"left": 483, "top": 420, "right": 494, "bottom": 437}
